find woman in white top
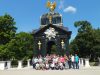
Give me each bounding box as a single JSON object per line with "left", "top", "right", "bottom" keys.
{"left": 50, "top": 62, "right": 55, "bottom": 70}
{"left": 35, "top": 62, "right": 40, "bottom": 70}
{"left": 59, "top": 62, "right": 64, "bottom": 70}
{"left": 45, "top": 61, "right": 49, "bottom": 70}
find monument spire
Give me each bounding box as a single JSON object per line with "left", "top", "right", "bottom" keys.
{"left": 46, "top": 0, "right": 56, "bottom": 24}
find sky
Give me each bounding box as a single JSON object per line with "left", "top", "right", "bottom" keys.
{"left": 0, "top": 0, "right": 100, "bottom": 40}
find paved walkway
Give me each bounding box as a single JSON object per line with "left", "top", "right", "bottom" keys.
{"left": 0, "top": 66, "right": 100, "bottom": 75}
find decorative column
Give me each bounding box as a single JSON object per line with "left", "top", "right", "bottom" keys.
{"left": 85, "top": 58, "right": 90, "bottom": 67}
{"left": 18, "top": 60, "right": 22, "bottom": 69}
{"left": 7, "top": 61, "right": 11, "bottom": 69}
{"left": 27, "top": 59, "right": 31, "bottom": 67}
{"left": 98, "top": 57, "right": 100, "bottom": 66}
{"left": 79, "top": 58, "right": 80, "bottom": 66}
{"left": 79, "top": 58, "right": 84, "bottom": 67}
{"left": 0, "top": 61, "right": 5, "bottom": 70}
{"left": 56, "top": 38, "right": 61, "bottom": 55}
{"left": 65, "top": 37, "right": 70, "bottom": 56}
{"left": 42, "top": 38, "right": 46, "bottom": 56}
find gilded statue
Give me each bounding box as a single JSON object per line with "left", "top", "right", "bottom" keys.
{"left": 46, "top": 0, "right": 56, "bottom": 12}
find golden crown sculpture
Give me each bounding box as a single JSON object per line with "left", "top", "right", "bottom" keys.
{"left": 46, "top": 0, "right": 56, "bottom": 12}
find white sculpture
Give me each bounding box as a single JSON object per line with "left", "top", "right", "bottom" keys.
{"left": 44, "top": 27, "right": 58, "bottom": 40}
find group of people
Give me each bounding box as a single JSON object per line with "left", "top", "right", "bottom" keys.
{"left": 32, "top": 54, "right": 79, "bottom": 70}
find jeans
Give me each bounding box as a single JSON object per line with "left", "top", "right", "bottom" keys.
{"left": 65, "top": 61, "right": 69, "bottom": 69}
{"left": 75, "top": 62, "right": 79, "bottom": 69}
{"left": 68, "top": 61, "right": 71, "bottom": 69}
{"left": 72, "top": 62, "right": 75, "bottom": 69}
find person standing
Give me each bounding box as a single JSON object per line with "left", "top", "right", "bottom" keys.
{"left": 64, "top": 54, "right": 69, "bottom": 69}
{"left": 75, "top": 54, "right": 79, "bottom": 69}
{"left": 32, "top": 56, "right": 35, "bottom": 69}
{"left": 71, "top": 54, "right": 75, "bottom": 69}
{"left": 68, "top": 55, "right": 71, "bottom": 69}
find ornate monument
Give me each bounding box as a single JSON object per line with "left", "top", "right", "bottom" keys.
{"left": 32, "top": 0, "right": 72, "bottom": 56}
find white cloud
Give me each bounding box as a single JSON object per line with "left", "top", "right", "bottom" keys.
{"left": 63, "top": 6, "right": 77, "bottom": 13}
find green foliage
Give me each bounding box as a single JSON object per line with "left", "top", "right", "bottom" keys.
{"left": 92, "top": 28, "right": 100, "bottom": 57}
{"left": 74, "top": 21, "right": 92, "bottom": 33}
{"left": 69, "top": 40, "right": 78, "bottom": 54}
{"left": 0, "top": 44, "right": 14, "bottom": 60}
{"left": 0, "top": 32, "right": 34, "bottom": 60}
{"left": 0, "top": 14, "right": 34, "bottom": 61}
{"left": 70, "top": 21, "right": 100, "bottom": 60}
{"left": 51, "top": 45, "right": 57, "bottom": 54}
{"left": 0, "top": 14, "right": 17, "bottom": 45}
{"left": 11, "top": 59, "right": 18, "bottom": 67}
{"left": 8, "top": 32, "right": 34, "bottom": 60}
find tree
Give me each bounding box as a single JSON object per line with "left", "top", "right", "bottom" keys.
{"left": 0, "top": 14, "right": 17, "bottom": 45}
{"left": 70, "top": 21, "right": 100, "bottom": 61}
{"left": 51, "top": 45, "right": 57, "bottom": 54}
{"left": 69, "top": 40, "right": 78, "bottom": 55}
{"left": 70, "top": 21, "right": 96, "bottom": 58}
{"left": 0, "top": 14, "right": 17, "bottom": 60}
{"left": 92, "top": 28, "right": 100, "bottom": 58}
{"left": 9, "top": 32, "right": 34, "bottom": 60}
{"left": 0, "top": 45, "right": 8, "bottom": 60}
{"left": 0, "top": 14, "right": 34, "bottom": 61}
{"left": 0, "top": 32, "right": 34, "bottom": 60}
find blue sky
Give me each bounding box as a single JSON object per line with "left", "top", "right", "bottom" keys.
{"left": 0, "top": 0, "right": 100, "bottom": 40}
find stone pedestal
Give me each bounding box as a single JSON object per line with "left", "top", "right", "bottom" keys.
{"left": 27, "top": 59, "right": 31, "bottom": 67}
{"left": 80, "top": 58, "right": 84, "bottom": 67}
{"left": 79, "top": 58, "right": 80, "bottom": 65}
{"left": 7, "top": 61, "right": 11, "bottom": 69}
{"left": 0, "top": 61, "right": 5, "bottom": 70}
{"left": 18, "top": 61, "right": 22, "bottom": 69}
{"left": 98, "top": 57, "right": 100, "bottom": 66}
{"left": 85, "top": 58, "right": 90, "bottom": 67}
